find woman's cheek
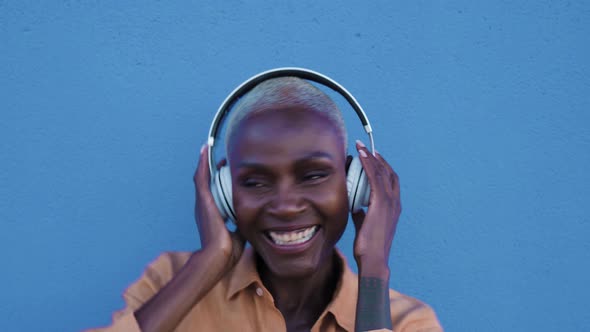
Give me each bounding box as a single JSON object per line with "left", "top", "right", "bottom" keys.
{"left": 233, "top": 190, "right": 268, "bottom": 221}
{"left": 309, "top": 184, "right": 349, "bottom": 216}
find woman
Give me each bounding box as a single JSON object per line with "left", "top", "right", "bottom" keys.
{"left": 90, "top": 73, "right": 442, "bottom": 332}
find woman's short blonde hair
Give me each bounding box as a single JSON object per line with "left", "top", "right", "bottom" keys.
{"left": 225, "top": 76, "right": 347, "bottom": 153}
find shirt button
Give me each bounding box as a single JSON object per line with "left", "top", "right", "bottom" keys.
{"left": 255, "top": 287, "right": 264, "bottom": 297}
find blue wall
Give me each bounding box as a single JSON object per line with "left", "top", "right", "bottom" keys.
{"left": 1, "top": 1, "right": 589, "bottom": 331}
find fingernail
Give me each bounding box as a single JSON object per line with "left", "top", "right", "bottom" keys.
{"left": 359, "top": 149, "right": 368, "bottom": 158}
{"left": 356, "top": 140, "right": 366, "bottom": 148}
{"left": 200, "top": 143, "right": 207, "bottom": 154}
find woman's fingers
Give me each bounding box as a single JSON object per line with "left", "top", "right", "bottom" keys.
{"left": 354, "top": 141, "right": 402, "bottom": 224}
{"left": 193, "top": 144, "right": 226, "bottom": 245}
{"left": 375, "top": 151, "right": 401, "bottom": 202}
{"left": 355, "top": 141, "right": 391, "bottom": 200}
{"left": 194, "top": 144, "right": 211, "bottom": 193}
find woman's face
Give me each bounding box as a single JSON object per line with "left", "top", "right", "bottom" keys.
{"left": 228, "top": 107, "right": 349, "bottom": 279}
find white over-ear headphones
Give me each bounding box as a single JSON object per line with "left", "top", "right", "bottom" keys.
{"left": 207, "top": 67, "right": 375, "bottom": 223}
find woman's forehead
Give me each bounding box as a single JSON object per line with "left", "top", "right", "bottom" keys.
{"left": 230, "top": 107, "right": 340, "bottom": 141}
{"left": 227, "top": 108, "right": 346, "bottom": 159}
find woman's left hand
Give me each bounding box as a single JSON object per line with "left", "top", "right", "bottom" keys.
{"left": 351, "top": 140, "right": 401, "bottom": 275}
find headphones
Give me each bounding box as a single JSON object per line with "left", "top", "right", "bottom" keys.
{"left": 207, "top": 67, "right": 375, "bottom": 223}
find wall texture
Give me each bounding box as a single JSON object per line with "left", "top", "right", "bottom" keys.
{"left": 1, "top": 1, "right": 589, "bottom": 331}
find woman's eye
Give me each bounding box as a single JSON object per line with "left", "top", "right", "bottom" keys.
{"left": 242, "top": 179, "right": 266, "bottom": 188}
{"left": 303, "top": 172, "right": 328, "bottom": 182}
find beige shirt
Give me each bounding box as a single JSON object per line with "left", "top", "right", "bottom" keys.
{"left": 88, "top": 248, "right": 442, "bottom": 332}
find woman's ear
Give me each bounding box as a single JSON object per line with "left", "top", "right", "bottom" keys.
{"left": 345, "top": 155, "right": 353, "bottom": 173}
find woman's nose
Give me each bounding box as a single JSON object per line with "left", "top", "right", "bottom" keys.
{"left": 267, "top": 183, "right": 306, "bottom": 220}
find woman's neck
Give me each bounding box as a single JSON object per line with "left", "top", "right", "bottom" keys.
{"left": 257, "top": 251, "right": 341, "bottom": 331}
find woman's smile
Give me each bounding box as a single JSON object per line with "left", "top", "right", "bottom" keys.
{"left": 266, "top": 225, "right": 319, "bottom": 246}
{"left": 261, "top": 225, "right": 323, "bottom": 257}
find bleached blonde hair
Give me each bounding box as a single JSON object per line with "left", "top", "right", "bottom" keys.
{"left": 225, "top": 77, "right": 347, "bottom": 153}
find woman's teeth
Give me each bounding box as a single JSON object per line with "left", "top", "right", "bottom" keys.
{"left": 268, "top": 226, "right": 318, "bottom": 245}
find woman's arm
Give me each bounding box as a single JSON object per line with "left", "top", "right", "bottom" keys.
{"left": 129, "top": 144, "right": 244, "bottom": 332}
{"left": 351, "top": 141, "right": 400, "bottom": 332}
{"left": 134, "top": 246, "right": 235, "bottom": 332}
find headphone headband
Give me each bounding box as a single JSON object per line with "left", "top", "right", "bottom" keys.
{"left": 207, "top": 67, "right": 375, "bottom": 176}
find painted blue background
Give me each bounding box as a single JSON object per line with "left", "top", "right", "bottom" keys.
{"left": 1, "top": 1, "right": 589, "bottom": 331}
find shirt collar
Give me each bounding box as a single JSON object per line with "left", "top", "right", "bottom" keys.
{"left": 226, "top": 247, "right": 262, "bottom": 300}
{"left": 225, "top": 246, "right": 358, "bottom": 331}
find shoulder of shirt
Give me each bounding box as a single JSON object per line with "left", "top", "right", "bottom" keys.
{"left": 339, "top": 256, "right": 441, "bottom": 331}
{"left": 149, "top": 251, "right": 193, "bottom": 272}
{"left": 122, "top": 251, "right": 193, "bottom": 304}
{"left": 144, "top": 251, "right": 193, "bottom": 283}
{"left": 336, "top": 251, "right": 442, "bottom": 331}
{"left": 387, "top": 288, "right": 442, "bottom": 331}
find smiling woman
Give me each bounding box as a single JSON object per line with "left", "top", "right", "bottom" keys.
{"left": 86, "top": 68, "right": 443, "bottom": 332}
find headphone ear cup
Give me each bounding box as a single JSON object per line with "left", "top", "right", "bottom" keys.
{"left": 346, "top": 157, "right": 371, "bottom": 213}
{"left": 211, "top": 165, "right": 236, "bottom": 223}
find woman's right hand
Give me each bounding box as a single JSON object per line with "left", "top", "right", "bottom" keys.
{"left": 193, "top": 144, "right": 245, "bottom": 271}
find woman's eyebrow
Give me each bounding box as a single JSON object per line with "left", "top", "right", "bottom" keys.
{"left": 235, "top": 151, "right": 335, "bottom": 170}
{"left": 297, "top": 151, "right": 335, "bottom": 162}
{"left": 293, "top": 152, "right": 337, "bottom": 169}
{"left": 235, "top": 161, "right": 270, "bottom": 170}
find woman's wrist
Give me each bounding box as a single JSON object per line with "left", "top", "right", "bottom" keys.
{"left": 189, "top": 247, "right": 232, "bottom": 279}
{"left": 355, "top": 264, "right": 392, "bottom": 332}
{"left": 356, "top": 255, "right": 390, "bottom": 279}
